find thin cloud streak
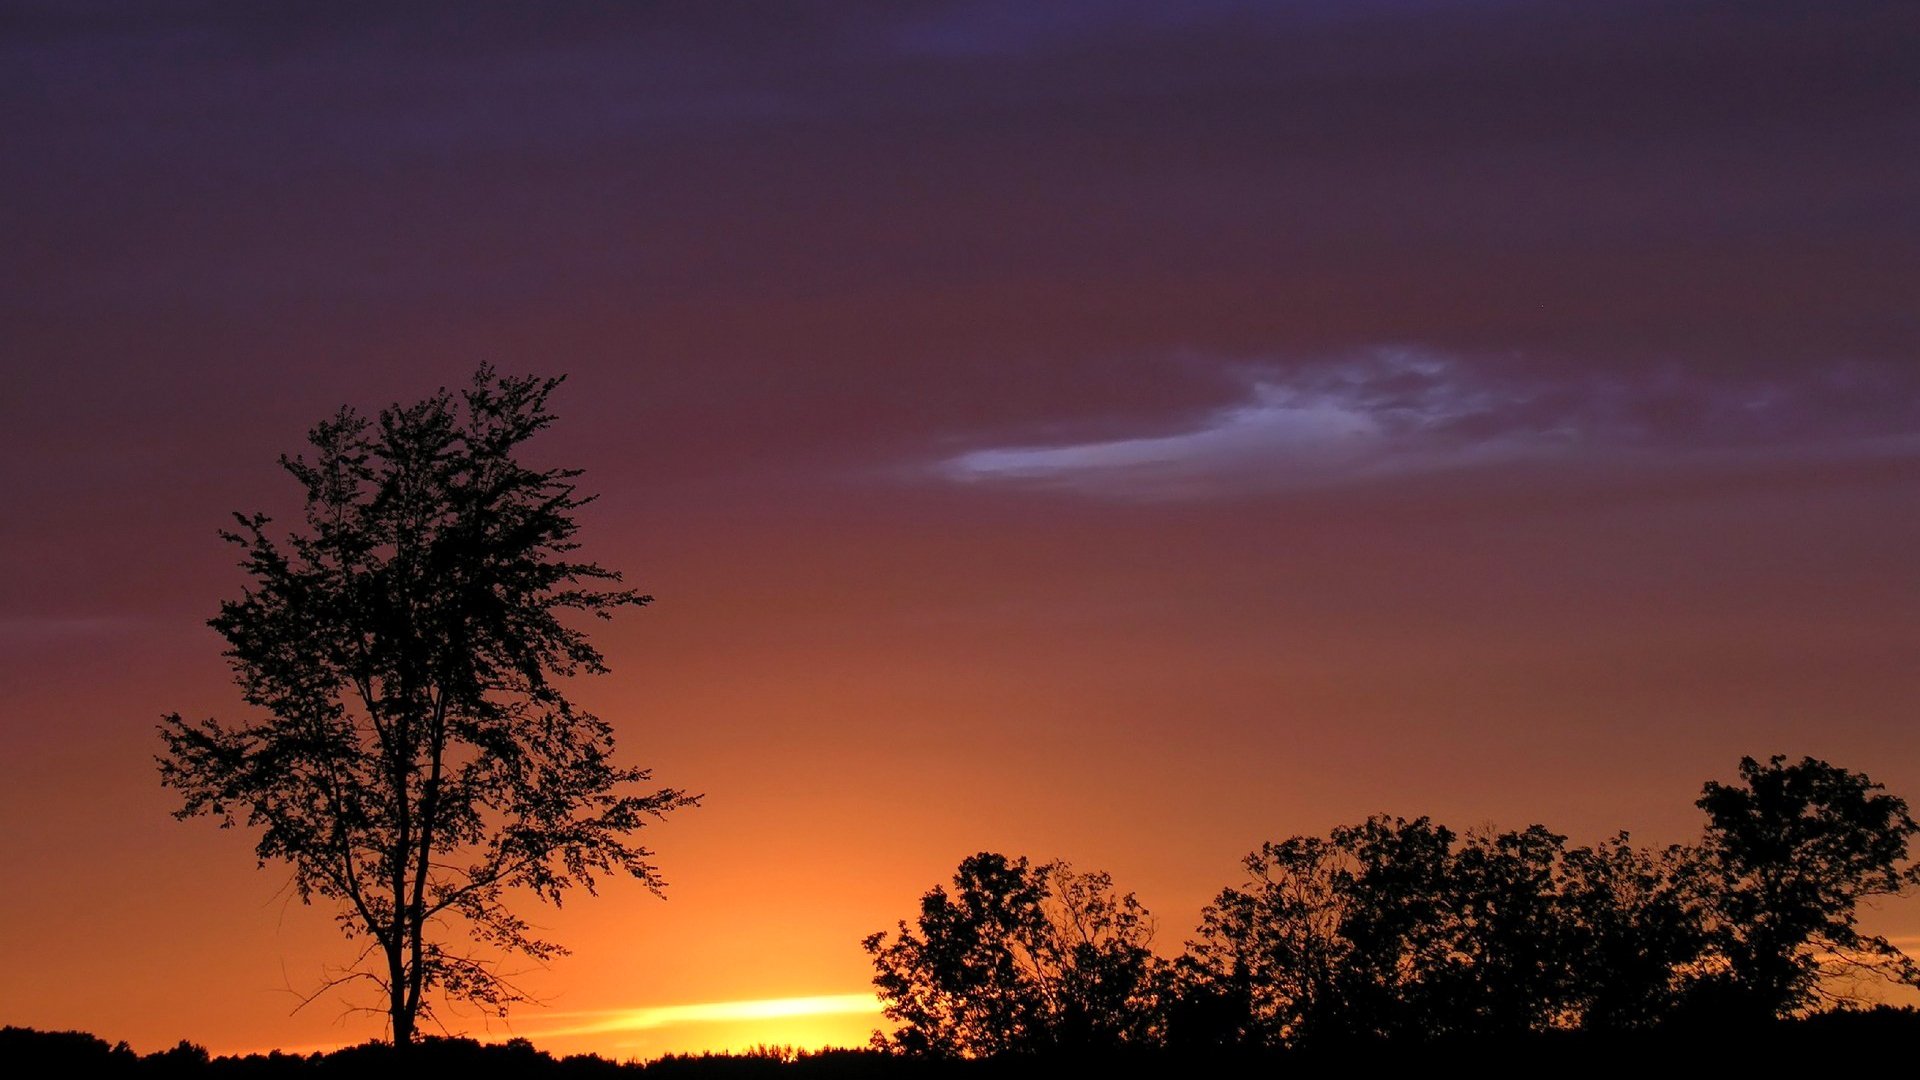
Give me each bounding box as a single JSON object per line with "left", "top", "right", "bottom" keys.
{"left": 936, "top": 350, "right": 1920, "bottom": 499}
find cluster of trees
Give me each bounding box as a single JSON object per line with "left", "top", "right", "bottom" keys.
{"left": 866, "top": 756, "right": 1920, "bottom": 1058}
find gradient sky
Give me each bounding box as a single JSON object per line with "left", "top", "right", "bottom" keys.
{"left": 3, "top": 0, "right": 1917, "bottom": 1060}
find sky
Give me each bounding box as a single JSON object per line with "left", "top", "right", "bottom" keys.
{"left": 2, "top": 0, "right": 1917, "bottom": 1060}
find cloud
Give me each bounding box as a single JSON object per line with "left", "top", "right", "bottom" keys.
{"left": 934, "top": 349, "right": 1920, "bottom": 499}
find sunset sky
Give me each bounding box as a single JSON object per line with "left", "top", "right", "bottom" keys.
{"left": 3, "top": 0, "right": 1917, "bottom": 1060}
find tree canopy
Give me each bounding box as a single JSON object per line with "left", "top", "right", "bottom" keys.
{"left": 871, "top": 757, "right": 1920, "bottom": 1059}
{"left": 1694, "top": 755, "right": 1920, "bottom": 1019}
{"left": 158, "top": 368, "right": 696, "bottom": 1045}
{"left": 864, "top": 853, "right": 1163, "bottom": 1058}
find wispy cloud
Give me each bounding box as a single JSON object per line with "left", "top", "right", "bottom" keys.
{"left": 935, "top": 349, "right": 1920, "bottom": 500}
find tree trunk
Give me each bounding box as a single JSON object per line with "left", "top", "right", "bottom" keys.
{"left": 389, "top": 941, "right": 413, "bottom": 1048}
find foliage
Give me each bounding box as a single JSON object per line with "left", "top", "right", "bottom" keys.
{"left": 867, "top": 758, "right": 1920, "bottom": 1061}
{"left": 1693, "top": 755, "right": 1920, "bottom": 1018}
{"left": 1442, "top": 824, "right": 1577, "bottom": 1033}
{"left": 1189, "top": 817, "right": 1472, "bottom": 1046}
{"left": 1187, "top": 758, "right": 1920, "bottom": 1050}
{"left": 158, "top": 368, "right": 696, "bottom": 1044}
{"left": 0, "top": 1026, "right": 138, "bottom": 1073}
{"left": 864, "top": 853, "right": 1163, "bottom": 1057}
{"left": 1555, "top": 835, "right": 1706, "bottom": 1030}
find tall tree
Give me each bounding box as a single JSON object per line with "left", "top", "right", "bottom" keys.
{"left": 1694, "top": 755, "right": 1919, "bottom": 1018}
{"left": 158, "top": 369, "right": 696, "bottom": 1046}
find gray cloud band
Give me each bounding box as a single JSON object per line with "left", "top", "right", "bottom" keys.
{"left": 938, "top": 350, "right": 1920, "bottom": 499}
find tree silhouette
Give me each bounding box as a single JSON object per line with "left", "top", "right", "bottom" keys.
{"left": 1187, "top": 833, "right": 1351, "bottom": 1049}
{"left": 1185, "top": 757, "right": 1920, "bottom": 1051}
{"left": 863, "top": 852, "right": 1162, "bottom": 1058}
{"left": 1443, "top": 825, "right": 1579, "bottom": 1035}
{"left": 1327, "top": 815, "right": 1460, "bottom": 1040}
{"left": 1192, "top": 819, "right": 1711, "bottom": 1044}
{"left": 1557, "top": 833, "right": 1707, "bottom": 1030}
{"left": 158, "top": 369, "right": 696, "bottom": 1046}
{"left": 1693, "top": 755, "right": 1920, "bottom": 1019}
{"left": 1191, "top": 816, "right": 1488, "bottom": 1046}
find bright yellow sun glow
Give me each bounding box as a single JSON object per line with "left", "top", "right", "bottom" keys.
{"left": 503, "top": 994, "right": 888, "bottom": 1059}
{"left": 531, "top": 993, "right": 883, "bottom": 1037}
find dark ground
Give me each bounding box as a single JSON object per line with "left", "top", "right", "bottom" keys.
{"left": 7, "top": 1010, "right": 1918, "bottom": 1078}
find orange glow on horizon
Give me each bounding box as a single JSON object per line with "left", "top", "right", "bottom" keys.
{"left": 528, "top": 992, "right": 882, "bottom": 1036}
{"left": 217, "top": 995, "right": 889, "bottom": 1062}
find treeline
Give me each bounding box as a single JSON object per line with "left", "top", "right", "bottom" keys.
{"left": 10, "top": 755, "right": 1917, "bottom": 1076}
{"left": 14, "top": 1013, "right": 1920, "bottom": 1078}
{"left": 865, "top": 755, "right": 1920, "bottom": 1057}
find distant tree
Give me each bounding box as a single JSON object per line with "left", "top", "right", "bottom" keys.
{"left": 144, "top": 1039, "right": 212, "bottom": 1076}
{"left": 1693, "top": 755, "right": 1920, "bottom": 1018}
{"left": 1444, "top": 825, "right": 1578, "bottom": 1034}
{"left": 864, "top": 852, "right": 1163, "bottom": 1058}
{"left": 158, "top": 369, "right": 696, "bottom": 1046}
{"left": 1328, "top": 816, "right": 1462, "bottom": 1040}
{"left": 0, "top": 1027, "right": 138, "bottom": 1075}
{"left": 1182, "top": 757, "right": 1920, "bottom": 1050}
{"left": 1189, "top": 817, "right": 1466, "bottom": 1046}
{"left": 1557, "top": 834, "right": 1708, "bottom": 1030}
{"left": 1188, "top": 833, "right": 1351, "bottom": 1048}
{"left": 1192, "top": 819, "right": 1719, "bottom": 1045}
